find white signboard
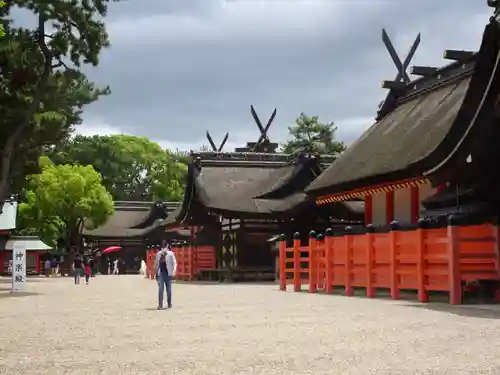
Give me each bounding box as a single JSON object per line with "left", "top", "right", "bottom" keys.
{"left": 11, "top": 243, "right": 26, "bottom": 292}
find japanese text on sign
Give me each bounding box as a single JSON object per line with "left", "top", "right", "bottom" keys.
{"left": 12, "top": 243, "right": 26, "bottom": 292}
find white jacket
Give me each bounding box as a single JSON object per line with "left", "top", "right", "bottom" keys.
{"left": 155, "top": 249, "right": 177, "bottom": 277}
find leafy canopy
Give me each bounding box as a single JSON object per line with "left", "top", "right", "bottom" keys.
{"left": 18, "top": 163, "right": 113, "bottom": 249}
{"left": 282, "top": 113, "right": 346, "bottom": 156}
{"left": 0, "top": 1, "right": 5, "bottom": 38}
{"left": 50, "top": 135, "right": 188, "bottom": 202}
{"left": 0, "top": 0, "right": 117, "bottom": 205}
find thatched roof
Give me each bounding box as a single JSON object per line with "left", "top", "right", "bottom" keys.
{"left": 307, "top": 19, "right": 500, "bottom": 198}
{"left": 169, "top": 151, "right": 363, "bottom": 222}
{"left": 83, "top": 201, "right": 181, "bottom": 239}
{"left": 194, "top": 155, "right": 300, "bottom": 214}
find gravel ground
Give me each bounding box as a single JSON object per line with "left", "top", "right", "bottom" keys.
{"left": 1, "top": 276, "right": 500, "bottom": 374}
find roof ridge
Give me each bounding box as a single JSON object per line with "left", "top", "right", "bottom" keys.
{"left": 396, "top": 59, "right": 475, "bottom": 106}
{"left": 377, "top": 52, "right": 477, "bottom": 121}
{"left": 191, "top": 151, "right": 292, "bottom": 162}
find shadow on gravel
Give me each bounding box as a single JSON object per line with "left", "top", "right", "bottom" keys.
{"left": 0, "top": 278, "right": 43, "bottom": 284}
{"left": 0, "top": 291, "right": 40, "bottom": 299}
{"left": 401, "top": 303, "right": 500, "bottom": 319}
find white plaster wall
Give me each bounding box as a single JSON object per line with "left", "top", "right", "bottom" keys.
{"left": 418, "top": 182, "right": 436, "bottom": 213}
{"left": 394, "top": 187, "right": 411, "bottom": 224}
{"left": 371, "top": 192, "right": 387, "bottom": 226}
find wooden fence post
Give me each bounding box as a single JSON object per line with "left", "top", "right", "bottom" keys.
{"left": 324, "top": 228, "right": 334, "bottom": 294}
{"left": 308, "top": 230, "right": 317, "bottom": 293}
{"left": 190, "top": 228, "right": 196, "bottom": 280}
{"left": 416, "top": 219, "right": 429, "bottom": 303}
{"left": 365, "top": 224, "right": 375, "bottom": 298}
{"left": 293, "top": 232, "right": 301, "bottom": 292}
{"left": 389, "top": 221, "right": 400, "bottom": 300}
{"left": 344, "top": 226, "right": 353, "bottom": 296}
{"left": 278, "top": 234, "right": 287, "bottom": 291}
{"left": 316, "top": 234, "right": 325, "bottom": 290}
{"left": 151, "top": 250, "right": 157, "bottom": 280}
{"left": 447, "top": 215, "right": 462, "bottom": 305}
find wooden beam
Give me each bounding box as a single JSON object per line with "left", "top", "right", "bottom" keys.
{"left": 443, "top": 50, "right": 474, "bottom": 62}
{"left": 410, "top": 66, "right": 438, "bottom": 77}
{"left": 381, "top": 80, "right": 406, "bottom": 90}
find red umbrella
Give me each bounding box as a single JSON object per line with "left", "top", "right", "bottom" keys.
{"left": 103, "top": 246, "right": 121, "bottom": 254}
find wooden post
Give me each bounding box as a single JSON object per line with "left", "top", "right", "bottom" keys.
{"left": 324, "top": 228, "right": 334, "bottom": 294}
{"left": 308, "top": 230, "right": 317, "bottom": 293}
{"left": 416, "top": 219, "right": 429, "bottom": 302}
{"left": 447, "top": 215, "right": 462, "bottom": 305}
{"left": 494, "top": 225, "right": 500, "bottom": 277}
{"left": 293, "top": 232, "right": 301, "bottom": 292}
{"left": 344, "top": 226, "right": 353, "bottom": 296}
{"left": 365, "top": 224, "right": 375, "bottom": 298}
{"left": 189, "top": 227, "right": 196, "bottom": 280}
{"left": 279, "top": 234, "right": 287, "bottom": 291}
{"left": 316, "top": 234, "right": 325, "bottom": 290}
{"left": 389, "top": 221, "right": 400, "bottom": 300}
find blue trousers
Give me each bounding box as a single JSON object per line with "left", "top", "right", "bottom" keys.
{"left": 157, "top": 272, "right": 172, "bottom": 308}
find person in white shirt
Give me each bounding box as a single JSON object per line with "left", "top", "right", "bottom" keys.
{"left": 139, "top": 259, "right": 147, "bottom": 276}
{"left": 155, "top": 245, "right": 177, "bottom": 309}
{"left": 112, "top": 259, "right": 119, "bottom": 275}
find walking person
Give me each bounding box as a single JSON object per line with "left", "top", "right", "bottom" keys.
{"left": 112, "top": 258, "right": 119, "bottom": 275}
{"left": 155, "top": 244, "right": 177, "bottom": 310}
{"left": 73, "top": 255, "right": 83, "bottom": 285}
{"left": 50, "top": 258, "right": 57, "bottom": 277}
{"left": 44, "top": 259, "right": 51, "bottom": 277}
{"left": 84, "top": 257, "right": 92, "bottom": 285}
{"left": 89, "top": 258, "right": 96, "bottom": 277}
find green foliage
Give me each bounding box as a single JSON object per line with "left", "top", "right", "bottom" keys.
{"left": 0, "top": 1, "right": 5, "bottom": 38}
{"left": 50, "top": 135, "right": 188, "bottom": 202}
{"left": 18, "top": 163, "right": 113, "bottom": 250}
{"left": 282, "top": 113, "right": 346, "bottom": 156}
{"left": 0, "top": 0, "right": 117, "bottom": 204}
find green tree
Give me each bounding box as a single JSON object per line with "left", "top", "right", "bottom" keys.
{"left": 18, "top": 163, "right": 113, "bottom": 252}
{"left": 0, "top": 0, "right": 6, "bottom": 38}
{"left": 50, "top": 135, "right": 188, "bottom": 202}
{"left": 0, "top": 0, "right": 118, "bottom": 208}
{"left": 282, "top": 113, "right": 346, "bottom": 155}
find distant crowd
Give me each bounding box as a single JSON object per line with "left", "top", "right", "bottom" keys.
{"left": 43, "top": 255, "right": 128, "bottom": 285}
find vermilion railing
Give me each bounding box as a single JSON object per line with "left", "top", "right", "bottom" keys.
{"left": 279, "top": 218, "right": 500, "bottom": 305}
{"left": 145, "top": 245, "right": 216, "bottom": 281}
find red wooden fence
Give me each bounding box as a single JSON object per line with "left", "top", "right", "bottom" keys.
{"left": 145, "top": 245, "right": 216, "bottom": 281}
{"left": 279, "top": 219, "right": 500, "bottom": 304}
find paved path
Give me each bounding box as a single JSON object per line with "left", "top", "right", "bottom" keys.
{"left": 1, "top": 276, "right": 500, "bottom": 374}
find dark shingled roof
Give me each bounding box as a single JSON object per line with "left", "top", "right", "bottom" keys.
{"left": 194, "top": 156, "right": 297, "bottom": 214}
{"left": 307, "top": 19, "right": 500, "bottom": 197}
{"left": 83, "top": 201, "right": 181, "bottom": 238}
{"left": 168, "top": 151, "right": 362, "bottom": 222}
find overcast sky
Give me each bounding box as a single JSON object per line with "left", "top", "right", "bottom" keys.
{"left": 77, "top": 0, "right": 491, "bottom": 152}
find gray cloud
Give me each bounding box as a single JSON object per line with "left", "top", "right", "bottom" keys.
{"left": 79, "top": 0, "right": 492, "bottom": 150}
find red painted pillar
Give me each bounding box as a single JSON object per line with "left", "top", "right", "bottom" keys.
{"left": 385, "top": 191, "right": 394, "bottom": 225}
